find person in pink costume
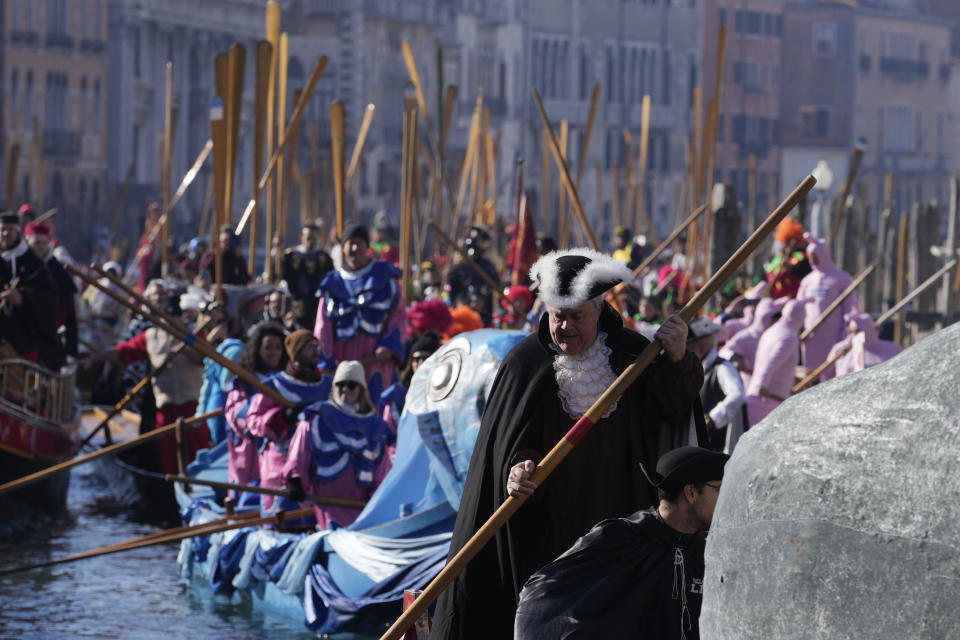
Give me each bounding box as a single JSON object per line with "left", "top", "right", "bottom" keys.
{"left": 716, "top": 282, "right": 770, "bottom": 345}
{"left": 313, "top": 222, "right": 406, "bottom": 406}
{"left": 283, "top": 360, "right": 392, "bottom": 529}
{"left": 796, "top": 233, "right": 858, "bottom": 373}
{"left": 223, "top": 322, "right": 287, "bottom": 499}
{"left": 719, "top": 297, "right": 784, "bottom": 391}
{"left": 830, "top": 312, "right": 903, "bottom": 378}
{"left": 246, "top": 329, "right": 331, "bottom": 515}
{"left": 745, "top": 299, "right": 805, "bottom": 426}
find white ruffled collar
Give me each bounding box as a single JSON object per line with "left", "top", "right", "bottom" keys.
{"left": 552, "top": 331, "right": 618, "bottom": 419}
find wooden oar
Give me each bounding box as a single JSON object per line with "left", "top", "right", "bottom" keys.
{"left": 0, "top": 507, "right": 314, "bottom": 576}
{"left": 235, "top": 55, "right": 328, "bottom": 235}
{"left": 531, "top": 88, "right": 599, "bottom": 250}
{"left": 330, "top": 99, "right": 346, "bottom": 239}
{"left": 0, "top": 410, "right": 221, "bottom": 497}
{"left": 33, "top": 207, "right": 58, "bottom": 225}
{"left": 379, "top": 174, "right": 819, "bottom": 640}
{"left": 631, "top": 204, "right": 706, "bottom": 279}
{"left": 68, "top": 264, "right": 294, "bottom": 409}
{"left": 799, "top": 258, "right": 879, "bottom": 342}
{"left": 164, "top": 475, "right": 368, "bottom": 510}
{"left": 792, "top": 257, "right": 957, "bottom": 393}
{"left": 828, "top": 144, "right": 866, "bottom": 248}
{"left": 77, "top": 316, "right": 217, "bottom": 449}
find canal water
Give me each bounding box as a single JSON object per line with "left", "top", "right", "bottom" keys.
{"left": 0, "top": 464, "right": 374, "bottom": 639}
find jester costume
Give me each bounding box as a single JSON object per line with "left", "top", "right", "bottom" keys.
{"left": 313, "top": 260, "right": 406, "bottom": 404}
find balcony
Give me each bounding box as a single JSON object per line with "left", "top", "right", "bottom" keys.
{"left": 9, "top": 29, "right": 39, "bottom": 45}
{"left": 43, "top": 130, "right": 82, "bottom": 159}
{"left": 45, "top": 32, "right": 74, "bottom": 49}
{"left": 879, "top": 57, "right": 929, "bottom": 80}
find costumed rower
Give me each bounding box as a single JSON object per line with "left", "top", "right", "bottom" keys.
{"left": 0, "top": 211, "right": 60, "bottom": 368}
{"left": 281, "top": 222, "right": 333, "bottom": 329}
{"left": 745, "top": 299, "right": 805, "bottom": 426}
{"left": 718, "top": 297, "right": 784, "bottom": 392}
{"left": 246, "top": 329, "right": 331, "bottom": 515}
{"left": 514, "top": 446, "right": 728, "bottom": 640}
{"left": 796, "top": 233, "right": 858, "bottom": 378}
{"left": 313, "top": 222, "right": 406, "bottom": 404}
{"left": 283, "top": 360, "right": 393, "bottom": 529}
{"left": 431, "top": 248, "right": 706, "bottom": 640}
{"left": 828, "top": 311, "right": 903, "bottom": 379}
{"left": 686, "top": 319, "right": 747, "bottom": 454}
{"left": 223, "top": 321, "right": 288, "bottom": 502}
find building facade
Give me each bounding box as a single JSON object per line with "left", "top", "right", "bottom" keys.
{"left": 1, "top": 0, "right": 110, "bottom": 256}
{"left": 780, "top": 0, "right": 954, "bottom": 216}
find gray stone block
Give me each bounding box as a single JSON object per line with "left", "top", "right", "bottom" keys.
{"left": 700, "top": 322, "right": 960, "bottom": 639}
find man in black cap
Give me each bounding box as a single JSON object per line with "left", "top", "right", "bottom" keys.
{"left": 281, "top": 222, "right": 332, "bottom": 329}
{"left": 313, "top": 222, "right": 405, "bottom": 405}
{"left": 446, "top": 225, "right": 499, "bottom": 325}
{"left": 0, "top": 210, "right": 60, "bottom": 368}
{"left": 432, "top": 247, "right": 706, "bottom": 640}
{"left": 514, "top": 446, "right": 728, "bottom": 639}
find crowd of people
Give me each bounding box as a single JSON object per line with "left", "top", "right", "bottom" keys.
{"left": 0, "top": 198, "right": 909, "bottom": 638}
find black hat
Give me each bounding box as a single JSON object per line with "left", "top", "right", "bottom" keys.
{"left": 529, "top": 248, "right": 634, "bottom": 309}
{"left": 410, "top": 331, "right": 442, "bottom": 358}
{"left": 639, "top": 446, "right": 729, "bottom": 490}
{"left": 0, "top": 211, "right": 19, "bottom": 225}
{"left": 342, "top": 222, "right": 369, "bottom": 245}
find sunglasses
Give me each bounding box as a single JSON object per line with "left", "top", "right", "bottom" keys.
{"left": 335, "top": 381, "right": 360, "bottom": 391}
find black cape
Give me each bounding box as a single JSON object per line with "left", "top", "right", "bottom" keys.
{"left": 0, "top": 240, "right": 60, "bottom": 367}
{"left": 514, "top": 507, "right": 706, "bottom": 640}
{"left": 431, "top": 304, "right": 706, "bottom": 639}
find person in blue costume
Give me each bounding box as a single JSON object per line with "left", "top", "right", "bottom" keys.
{"left": 194, "top": 300, "right": 243, "bottom": 444}
{"left": 283, "top": 360, "right": 393, "bottom": 529}
{"left": 313, "top": 222, "right": 406, "bottom": 406}
{"left": 246, "top": 329, "right": 331, "bottom": 516}
{"left": 378, "top": 331, "right": 443, "bottom": 461}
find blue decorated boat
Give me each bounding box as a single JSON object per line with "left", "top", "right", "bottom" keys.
{"left": 174, "top": 329, "right": 525, "bottom": 635}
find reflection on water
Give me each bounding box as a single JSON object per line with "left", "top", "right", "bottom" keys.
{"left": 0, "top": 466, "right": 373, "bottom": 639}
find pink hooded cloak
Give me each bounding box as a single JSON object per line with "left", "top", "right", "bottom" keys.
{"left": 746, "top": 299, "right": 805, "bottom": 425}
{"left": 833, "top": 312, "right": 903, "bottom": 377}
{"left": 719, "top": 297, "right": 783, "bottom": 391}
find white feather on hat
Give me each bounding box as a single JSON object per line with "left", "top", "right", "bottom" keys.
{"left": 529, "top": 247, "right": 634, "bottom": 309}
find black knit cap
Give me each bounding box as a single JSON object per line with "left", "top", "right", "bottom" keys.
{"left": 639, "top": 446, "right": 729, "bottom": 490}
{"left": 0, "top": 211, "right": 19, "bottom": 225}
{"left": 342, "top": 222, "right": 369, "bottom": 245}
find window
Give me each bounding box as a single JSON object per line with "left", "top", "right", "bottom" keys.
{"left": 10, "top": 70, "right": 18, "bottom": 117}
{"left": 606, "top": 46, "right": 615, "bottom": 102}
{"left": 889, "top": 32, "right": 914, "bottom": 59}
{"left": 578, "top": 45, "right": 589, "bottom": 100}
{"left": 80, "top": 76, "right": 87, "bottom": 124}
{"left": 886, "top": 106, "right": 912, "bottom": 151}
{"left": 800, "top": 106, "right": 831, "bottom": 138}
{"left": 134, "top": 28, "right": 142, "bottom": 77}
{"left": 25, "top": 71, "right": 33, "bottom": 120}
{"left": 662, "top": 50, "right": 671, "bottom": 106}
{"left": 812, "top": 22, "right": 837, "bottom": 58}
{"left": 718, "top": 7, "right": 726, "bottom": 27}
{"left": 93, "top": 79, "right": 101, "bottom": 132}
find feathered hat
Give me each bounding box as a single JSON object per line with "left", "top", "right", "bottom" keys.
{"left": 529, "top": 248, "right": 634, "bottom": 309}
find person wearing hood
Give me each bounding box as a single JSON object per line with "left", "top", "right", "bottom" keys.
{"left": 514, "top": 446, "right": 728, "bottom": 640}
{"left": 0, "top": 212, "right": 60, "bottom": 369}
{"left": 246, "top": 329, "right": 331, "bottom": 516}
{"left": 431, "top": 248, "right": 705, "bottom": 640}
{"left": 313, "top": 223, "right": 406, "bottom": 406}
{"left": 282, "top": 360, "right": 392, "bottom": 529}
{"left": 745, "top": 299, "right": 805, "bottom": 425}
{"left": 719, "top": 297, "right": 784, "bottom": 391}
{"left": 828, "top": 311, "right": 903, "bottom": 379}
{"left": 194, "top": 300, "right": 244, "bottom": 445}
{"left": 796, "top": 233, "right": 858, "bottom": 373}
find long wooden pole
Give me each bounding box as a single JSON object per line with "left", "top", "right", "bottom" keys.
{"left": 792, "top": 258, "right": 956, "bottom": 393}
{"left": 164, "top": 474, "right": 367, "bottom": 509}
{"left": 0, "top": 507, "right": 314, "bottom": 576}
{"left": 894, "top": 212, "right": 908, "bottom": 344}
{"left": 381, "top": 175, "right": 818, "bottom": 640}
{"left": 0, "top": 411, "right": 220, "bottom": 497}
{"left": 274, "top": 33, "right": 290, "bottom": 279}
{"left": 635, "top": 95, "right": 652, "bottom": 236}
{"left": 829, "top": 146, "right": 866, "bottom": 248}
{"left": 799, "top": 258, "right": 878, "bottom": 342}
{"left": 263, "top": 1, "right": 281, "bottom": 281}
{"left": 224, "top": 44, "right": 246, "bottom": 226}
{"left": 250, "top": 41, "right": 272, "bottom": 276}
{"left": 235, "top": 56, "right": 328, "bottom": 235}
{"left": 557, "top": 120, "right": 569, "bottom": 246}
{"left": 330, "top": 100, "right": 346, "bottom": 239}
{"left": 346, "top": 104, "right": 376, "bottom": 184}
{"left": 160, "top": 63, "right": 173, "bottom": 276}
{"left": 531, "top": 88, "right": 599, "bottom": 250}
{"left": 210, "top": 97, "right": 227, "bottom": 300}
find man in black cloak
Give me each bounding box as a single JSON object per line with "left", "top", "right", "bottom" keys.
{"left": 514, "top": 446, "right": 728, "bottom": 639}
{"left": 431, "top": 248, "right": 706, "bottom": 640}
{"left": 0, "top": 212, "right": 60, "bottom": 368}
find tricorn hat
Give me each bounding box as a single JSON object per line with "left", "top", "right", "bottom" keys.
{"left": 529, "top": 248, "right": 634, "bottom": 309}
{"left": 639, "top": 446, "right": 729, "bottom": 490}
